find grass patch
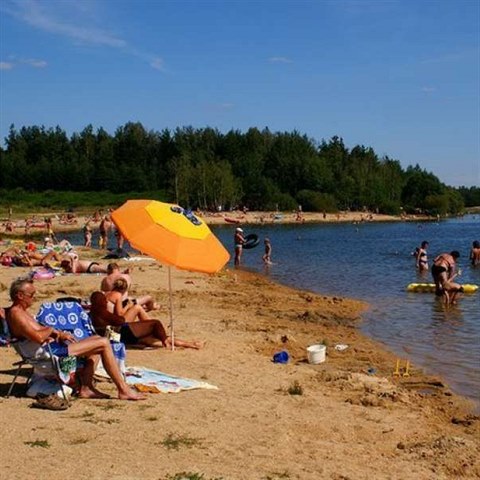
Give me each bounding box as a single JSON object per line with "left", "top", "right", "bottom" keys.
{"left": 69, "top": 437, "right": 90, "bottom": 445}
{"left": 164, "top": 473, "right": 223, "bottom": 480}
{"left": 98, "top": 401, "right": 125, "bottom": 411}
{"left": 264, "top": 472, "right": 291, "bottom": 480}
{"left": 84, "top": 417, "right": 120, "bottom": 425}
{"left": 287, "top": 380, "right": 304, "bottom": 396}
{"left": 158, "top": 433, "right": 203, "bottom": 451}
{"left": 24, "top": 440, "right": 50, "bottom": 448}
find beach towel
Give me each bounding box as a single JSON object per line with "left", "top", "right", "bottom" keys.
{"left": 124, "top": 256, "right": 154, "bottom": 262}
{"left": 95, "top": 365, "right": 218, "bottom": 393}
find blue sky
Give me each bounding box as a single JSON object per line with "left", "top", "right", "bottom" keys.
{"left": 1, "top": 0, "right": 479, "bottom": 187}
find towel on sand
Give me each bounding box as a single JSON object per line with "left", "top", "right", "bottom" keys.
{"left": 95, "top": 365, "right": 218, "bottom": 393}
{"left": 126, "top": 367, "right": 218, "bottom": 393}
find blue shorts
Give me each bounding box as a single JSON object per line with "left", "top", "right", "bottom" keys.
{"left": 49, "top": 342, "right": 69, "bottom": 358}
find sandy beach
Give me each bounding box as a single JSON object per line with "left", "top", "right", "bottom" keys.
{"left": 0, "top": 242, "right": 479, "bottom": 480}
{"left": 1, "top": 209, "right": 433, "bottom": 241}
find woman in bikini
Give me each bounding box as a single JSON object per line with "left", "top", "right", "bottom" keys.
{"left": 432, "top": 251, "right": 463, "bottom": 306}
{"left": 83, "top": 221, "right": 93, "bottom": 248}
{"left": 60, "top": 255, "right": 108, "bottom": 274}
{"left": 99, "top": 279, "right": 203, "bottom": 349}
{"left": 415, "top": 241, "right": 429, "bottom": 272}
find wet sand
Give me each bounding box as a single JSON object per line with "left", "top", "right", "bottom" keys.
{"left": 0, "top": 246, "right": 479, "bottom": 479}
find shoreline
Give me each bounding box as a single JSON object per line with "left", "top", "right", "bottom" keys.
{"left": 0, "top": 248, "right": 479, "bottom": 478}
{"left": 1, "top": 209, "right": 436, "bottom": 240}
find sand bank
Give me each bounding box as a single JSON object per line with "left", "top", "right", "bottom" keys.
{"left": 0, "top": 248, "right": 478, "bottom": 479}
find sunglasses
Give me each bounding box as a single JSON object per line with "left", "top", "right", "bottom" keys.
{"left": 21, "top": 291, "right": 36, "bottom": 298}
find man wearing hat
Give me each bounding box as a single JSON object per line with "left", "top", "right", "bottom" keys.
{"left": 234, "top": 227, "right": 246, "bottom": 266}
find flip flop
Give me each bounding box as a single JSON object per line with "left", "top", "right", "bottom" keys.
{"left": 31, "top": 393, "right": 70, "bottom": 411}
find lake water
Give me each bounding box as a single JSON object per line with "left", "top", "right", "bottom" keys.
{"left": 216, "top": 216, "right": 480, "bottom": 407}
{"left": 64, "top": 215, "right": 480, "bottom": 405}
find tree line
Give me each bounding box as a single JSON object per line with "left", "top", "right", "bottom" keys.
{"left": 1, "top": 122, "right": 477, "bottom": 215}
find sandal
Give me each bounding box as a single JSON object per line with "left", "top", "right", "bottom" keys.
{"left": 31, "top": 393, "right": 70, "bottom": 411}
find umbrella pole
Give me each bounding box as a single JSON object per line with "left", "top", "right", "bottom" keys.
{"left": 168, "top": 266, "right": 175, "bottom": 351}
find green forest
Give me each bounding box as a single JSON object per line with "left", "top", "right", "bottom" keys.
{"left": 1, "top": 123, "right": 478, "bottom": 214}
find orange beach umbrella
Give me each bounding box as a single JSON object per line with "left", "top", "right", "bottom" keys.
{"left": 111, "top": 200, "right": 230, "bottom": 348}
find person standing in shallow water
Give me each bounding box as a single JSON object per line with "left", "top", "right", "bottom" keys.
{"left": 432, "top": 251, "right": 463, "bottom": 306}
{"left": 234, "top": 227, "right": 245, "bottom": 266}
{"left": 415, "top": 241, "right": 429, "bottom": 272}
{"left": 470, "top": 241, "right": 480, "bottom": 266}
{"left": 262, "top": 238, "right": 272, "bottom": 265}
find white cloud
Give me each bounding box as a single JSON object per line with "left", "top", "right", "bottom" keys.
{"left": 421, "top": 86, "right": 436, "bottom": 93}
{"left": 3, "top": 0, "right": 125, "bottom": 47}
{"left": 268, "top": 56, "right": 293, "bottom": 64}
{"left": 21, "top": 58, "right": 47, "bottom": 68}
{"left": 0, "top": 57, "right": 48, "bottom": 70}
{"left": 150, "top": 57, "right": 165, "bottom": 71}
{"left": 2, "top": 0, "right": 164, "bottom": 71}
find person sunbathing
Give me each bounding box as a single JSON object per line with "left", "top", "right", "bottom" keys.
{"left": 90, "top": 290, "right": 203, "bottom": 350}
{"left": 100, "top": 262, "right": 159, "bottom": 312}
{"left": 13, "top": 250, "right": 62, "bottom": 268}
{"left": 60, "top": 255, "right": 108, "bottom": 274}
{"left": 1, "top": 247, "right": 20, "bottom": 266}
{"left": 6, "top": 278, "right": 145, "bottom": 401}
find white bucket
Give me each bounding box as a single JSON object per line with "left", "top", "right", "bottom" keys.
{"left": 307, "top": 344, "right": 326, "bottom": 364}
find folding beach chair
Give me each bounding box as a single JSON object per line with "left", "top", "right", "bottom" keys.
{"left": 6, "top": 340, "right": 70, "bottom": 401}
{"left": 2, "top": 306, "right": 73, "bottom": 400}
{"left": 36, "top": 300, "right": 126, "bottom": 374}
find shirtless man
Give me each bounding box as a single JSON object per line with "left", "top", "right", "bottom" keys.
{"left": 432, "top": 251, "right": 463, "bottom": 306}
{"left": 100, "top": 263, "right": 157, "bottom": 311}
{"left": 60, "top": 254, "right": 108, "bottom": 274}
{"left": 6, "top": 278, "right": 144, "bottom": 401}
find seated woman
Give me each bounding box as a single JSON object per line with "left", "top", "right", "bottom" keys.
{"left": 90, "top": 290, "right": 203, "bottom": 350}
{"left": 105, "top": 278, "right": 153, "bottom": 323}
{"left": 60, "top": 255, "right": 108, "bottom": 274}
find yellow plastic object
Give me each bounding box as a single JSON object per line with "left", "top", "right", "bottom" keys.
{"left": 406, "top": 283, "right": 479, "bottom": 294}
